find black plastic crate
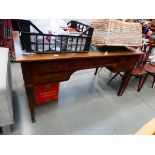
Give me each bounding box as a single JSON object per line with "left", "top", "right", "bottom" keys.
{"left": 18, "top": 20, "right": 94, "bottom": 53}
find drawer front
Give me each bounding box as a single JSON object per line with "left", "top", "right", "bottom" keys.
{"left": 32, "top": 62, "right": 70, "bottom": 75}
{"left": 32, "top": 72, "right": 71, "bottom": 84}
{"left": 73, "top": 58, "right": 119, "bottom": 70}
{"left": 115, "top": 57, "right": 139, "bottom": 72}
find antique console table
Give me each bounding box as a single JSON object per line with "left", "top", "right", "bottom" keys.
{"left": 13, "top": 31, "right": 143, "bottom": 122}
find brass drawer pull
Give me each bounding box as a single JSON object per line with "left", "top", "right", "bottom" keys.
{"left": 47, "top": 65, "right": 63, "bottom": 69}
{"left": 46, "top": 75, "right": 62, "bottom": 81}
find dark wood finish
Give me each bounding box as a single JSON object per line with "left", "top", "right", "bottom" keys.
{"left": 108, "top": 66, "right": 148, "bottom": 93}
{"left": 32, "top": 62, "right": 70, "bottom": 75}
{"left": 32, "top": 72, "right": 73, "bottom": 84}
{"left": 25, "top": 86, "right": 36, "bottom": 123}
{"left": 137, "top": 74, "right": 148, "bottom": 91}
{"left": 13, "top": 31, "right": 143, "bottom": 122}
{"left": 132, "top": 65, "right": 148, "bottom": 92}
{"left": 21, "top": 63, "right": 35, "bottom": 122}
{"left": 117, "top": 71, "right": 131, "bottom": 96}
{"left": 107, "top": 43, "right": 155, "bottom": 93}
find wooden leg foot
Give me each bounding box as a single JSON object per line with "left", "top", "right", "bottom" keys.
{"left": 117, "top": 71, "right": 131, "bottom": 96}
{"left": 137, "top": 74, "right": 148, "bottom": 92}
{"left": 32, "top": 119, "right": 36, "bottom": 123}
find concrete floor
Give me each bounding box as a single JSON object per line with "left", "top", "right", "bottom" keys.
{"left": 1, "top": 63, "right": 155, "bottom": 135}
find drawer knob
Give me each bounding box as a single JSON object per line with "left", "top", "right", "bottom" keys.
{"left": 48, "top": 65, "right": 63, "bottom": 69}
{"left": 47, "top": 75, "right": 62, "bottom": 81}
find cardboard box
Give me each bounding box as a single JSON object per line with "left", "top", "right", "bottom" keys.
{"left": 35, "top": 83, "right": 59, "bottom": 105}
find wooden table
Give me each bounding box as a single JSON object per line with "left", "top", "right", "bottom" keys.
{"left": 13, "top": 31, "right": 143, "bottom": 122}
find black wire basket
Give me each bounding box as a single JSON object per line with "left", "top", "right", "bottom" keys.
{"left": 18, "top": 20, "right": 94, "bottom": 53}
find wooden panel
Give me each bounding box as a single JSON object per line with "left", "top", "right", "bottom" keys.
{"left": 115, "top": 56, "right": 139, "bottom": 72}
{"left": 32, "top": 62, "right": 70, "bottom": 75}
{"left": 32, "top": 72, "right": 72, "bottom": 84}
{"left": 73, "top": 58, "right": 119, "bottom": 70}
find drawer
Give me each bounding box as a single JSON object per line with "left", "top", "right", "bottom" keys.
{"left": 115, "top": 57, "right": 138, "bottom": 72}
{"left": 32, "top": 62, "right": 70, "bottom": 75}
{"left": 32, "top": 72, "right": 71, "bottom": 84}
{"left": 73, "top": 58, "right": 119, "bottom": 70}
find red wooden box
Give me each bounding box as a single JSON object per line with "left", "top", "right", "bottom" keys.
{"left": 35, "top": 83, "right": 59, "bottom": 105}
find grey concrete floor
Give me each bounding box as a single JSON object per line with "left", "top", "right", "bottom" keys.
{"left": 1, "top": 63, "right": 155, "bottom": 135}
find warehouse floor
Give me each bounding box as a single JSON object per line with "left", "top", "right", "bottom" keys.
{"left": 1, "top": 63, "right": 155, "bottom": 135}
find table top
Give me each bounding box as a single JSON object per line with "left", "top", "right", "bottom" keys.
{"left": 13, "top": 31, "right": 143, "bottom": 63}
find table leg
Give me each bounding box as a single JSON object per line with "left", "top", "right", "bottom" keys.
{"left": 25, "top": 86, "right": 36, "bottom": 123}
{"left": 137, "top": 74, "right": 148, "bottom": 92}
{"left": 117, "top": 71, "right": 131, "bottom": 96}
{"left": 151, "top": 75, "right": 155, "bottom": 88}
{"left": 94, "top": 68, "right": 99, "bottom": 75}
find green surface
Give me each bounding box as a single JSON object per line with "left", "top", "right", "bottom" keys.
{"left": 89, "top": 45, "right": 131, "bottom": 52}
